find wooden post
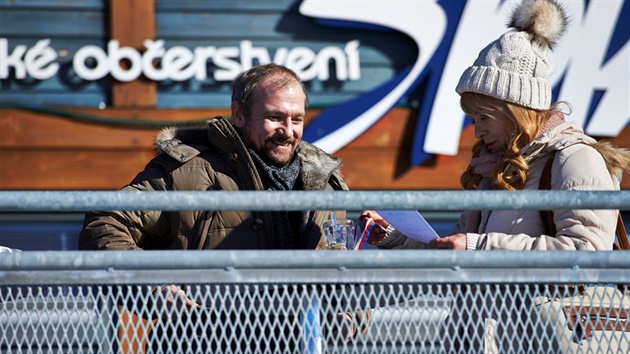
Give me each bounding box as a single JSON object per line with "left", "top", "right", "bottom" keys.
{"left": 109, "top": 0, "right": 156, "bottom": 108}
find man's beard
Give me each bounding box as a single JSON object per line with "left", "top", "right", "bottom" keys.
{"left": 241, "top": 127, "right": 297, "bottom": 167}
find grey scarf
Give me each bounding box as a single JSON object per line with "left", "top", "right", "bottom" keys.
{"left": 248, "top": 149, "right": 301, "bottom": 249}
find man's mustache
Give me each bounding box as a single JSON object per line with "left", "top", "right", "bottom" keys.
{"left": 267, "top": 137, "right": 297, "bottom": 145}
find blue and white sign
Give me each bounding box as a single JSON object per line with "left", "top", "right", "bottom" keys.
{"left": 300, "top": 0, "right": 628, "bottom": 165}
{"left": 0, "top": 0, "right": 627, "bottom": 166}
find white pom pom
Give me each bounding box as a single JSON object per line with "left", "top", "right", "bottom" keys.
{"left": 508, "top": 0, "right": 568, "bottom": 49}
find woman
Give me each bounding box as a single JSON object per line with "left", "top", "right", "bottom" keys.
{"left": 361, "top": 1, "right": 630, "bottom": 351}
{"left": 364, "top": 94, "right": 629, "bottom": 251}
{"left": 362, "top": 0, "right": 630, "bottom": 252}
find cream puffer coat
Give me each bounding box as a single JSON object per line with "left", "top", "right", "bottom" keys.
{"left": 379, "top": 121, "right": 625, "bottom": 251}
{"left": 79, "top": 117, "right": 348, "bottom": 251}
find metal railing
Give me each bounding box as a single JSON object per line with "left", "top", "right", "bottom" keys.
{"left": 1, "top": 190, "right": 629, "bottom": 354}
{"left": 1, "top": 190, "right": 629, "bottom": 211}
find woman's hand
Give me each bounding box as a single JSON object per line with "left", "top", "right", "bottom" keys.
{"left": 429, "top": 233, "right": 467, "bottom": 250}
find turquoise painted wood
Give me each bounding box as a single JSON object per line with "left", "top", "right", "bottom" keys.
{"left": 0, "top": 10, "right": 105, "bottom": 36}
{"left": 1, "top": 64, "right": 393, "bottom": 99}
{"left": 0, "top": 37, "right": 407, "bottom": 66}
{"left": 0, "top": 0, "right": 103, "bottom": 9}
{"left": 1, "top": 93, "right": 111, "bottom": 107}
{"left": 0, "top": 1, "right": 109, "bottom": 107}
{"left": 155, "top": 0, "right": 295, "bottom": 11}
{"left": 0, "top": 0, "right": 407, "bottom": 109}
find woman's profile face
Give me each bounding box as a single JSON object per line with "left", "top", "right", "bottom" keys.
{"left": 470, "top": 107, "right": 516, "bottom": 153}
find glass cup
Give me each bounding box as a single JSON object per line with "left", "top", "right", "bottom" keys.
{"left": 323, "top": 219, "right": 355, "bottom": 250}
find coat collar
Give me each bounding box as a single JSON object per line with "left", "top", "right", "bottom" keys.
{"left": 519, "top": 121, "right": 596, "bottom": 164}
{"left": 154, "top": 117, "right": 344, "bottom": 191}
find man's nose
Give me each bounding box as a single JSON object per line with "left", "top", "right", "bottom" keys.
{"left": 277, "top": 119, "right": 294, "bottom": 138}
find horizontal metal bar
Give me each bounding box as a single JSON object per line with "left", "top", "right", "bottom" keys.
{"left": 2, "top": 268, "right": 628, "bottom": 286}
{"left": 1, "top": 250, "right": 628, "bottom": 271}
{"left": 0, "top": 190, "right": 628, "bottom": 212}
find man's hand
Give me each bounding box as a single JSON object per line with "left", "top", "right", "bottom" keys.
{"left": 332, "top": 312, "right": 357, "bottom": 343}
{"left": 154, "top": 284, "right": 201, "bottom": 320}
{"left": 359, "top": 210, "right": 389, "bottom": 245}
{"left": 359, "top": 210, "right": 389, "bottom": 229}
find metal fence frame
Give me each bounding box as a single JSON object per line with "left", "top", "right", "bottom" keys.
{"left": 2, "top": 250, "right": 629, "bottom": 285}
{"left": 1, "top": 190, "right": 629, "bottom": 353}
{"left": 1, "top": 190, "right": 629, "bottom": 212}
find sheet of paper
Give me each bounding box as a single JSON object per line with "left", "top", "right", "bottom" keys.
{"left": 375, "top": 210, "right": 439, "bottom": 244}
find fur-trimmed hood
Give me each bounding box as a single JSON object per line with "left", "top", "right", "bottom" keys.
{"left": 153, "top": 117, "right": 346, "bottom": 191}
{"left": 154, "top": 121, "right": 215, "bottom": 163}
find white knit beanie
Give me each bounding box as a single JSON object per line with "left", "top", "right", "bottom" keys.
{"left": 455, "top": 0, "right": 568, "bottom": 110}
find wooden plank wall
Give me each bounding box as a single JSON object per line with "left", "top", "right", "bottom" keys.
{"left": 0, "top": 0, "right": 628, "bottom": 190}
{"left": 3, "top": 105, "right": 628, "bottom": 190}
{"left": 0, "top": 105, "right": 479, "bottom": 190}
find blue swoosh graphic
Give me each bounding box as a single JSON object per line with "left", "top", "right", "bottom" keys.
{"left": 299, "top": 0, "right": 446, "bottom": 155}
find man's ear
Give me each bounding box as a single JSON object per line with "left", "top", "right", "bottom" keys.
{"left": 231, "top": 101, "right": 245, "bottom": 128}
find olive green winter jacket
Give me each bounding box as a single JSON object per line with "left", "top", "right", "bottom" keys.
{"left": 79, "top": 117, "right": 348, "bottom": 251}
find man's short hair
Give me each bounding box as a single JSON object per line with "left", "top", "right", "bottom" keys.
{"left": 231, "top": 63, "right": 309, "bottom": 118}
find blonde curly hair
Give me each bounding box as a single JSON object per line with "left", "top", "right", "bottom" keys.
{"left": 459, "top": 92, "right": 558, "bottom": 191}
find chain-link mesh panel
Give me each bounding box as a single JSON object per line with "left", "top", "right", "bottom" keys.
{"left": 2, "top": 282, "right": 629, "bottom": 353}
{"left": 0, "top": 285, "right": 112, "bottom": 353}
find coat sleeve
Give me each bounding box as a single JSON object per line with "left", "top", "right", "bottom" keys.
{"left": 377, "top": 226, "right": 431, "bottom": 250}
{"left": 78, "top": 156, "right": 174, "bottom": 251}
{"left": 475, "top": 145, "right": 618, "bottom": 251}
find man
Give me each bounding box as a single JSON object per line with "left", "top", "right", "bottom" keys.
{"left": 79, "top": 63, "right": 359, "bottom": 351}
{"left": 80, "top": 63, "right": 348, "bottom": 251}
